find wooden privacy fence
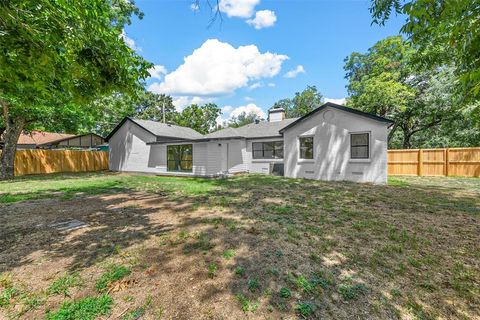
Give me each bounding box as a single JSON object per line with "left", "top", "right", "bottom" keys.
{"left": 388, "top": 147, "right": 480, "bottom": 177}
{"left": 14, "top": 149, "right": 109, "bottom": 176}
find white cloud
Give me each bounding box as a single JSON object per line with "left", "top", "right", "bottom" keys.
{"left": 120, "top": 30, "right": 137, "bottom": 51}
{"left": 267, "top": 82, "right": 275, "bottom": 87}
{"left": 284, "top": 65, "right": 305, "bottom": 78}
{"left": 217, "top": 103, "right": 266, "bottom": 125}
{"left": 244, "top": 96, "right": 255, "bottom": 101}
{"left": 190, "top": 3, "right": 199, "bottom": 12}
{"left": 248, "top": 82, "right": 263, "bottom": 90}
{"left": 148, "top": 65, "right": 167, "bottom": 80}
{"left": 221, "top": 105, "right": 233, "bottom": 113}
{"left": 171, "top": 96, "right": 212, "bottom": 111}
{"left": 324, "top": 97, "right": 347, "bottom": 105}
{"left": 219, "top": 0, "right": 260, "bottom": 18}
{"left": 149, "top": 39, "right": 288, "bottom": 97}
{"left": 230, "top": 103, "right": 266, "bottom": 119}
{"left": 247, "top": 10, "right": 277, "bottom": 29}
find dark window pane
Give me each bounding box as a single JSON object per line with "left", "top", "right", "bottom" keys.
{"left": 264, "top": 142, "right": 274, "bottom": 150}
{"left": 351, "top": 146, "right": 368, "bottom": 159}
{"left": 351, "top": 133, "right": 368, "bottom": 146}
{"left": 253, "top": 142, "right": 262, "bottom": 151}
{"left": 299, "top": 137, "right": 313, "bottom": 159}
{"left": 253, "top": 150, "right": 262, "bottom": 159}
{"left": 263, "top": 149, "right": 274, "bottom": 158}
{"left": 167, "top": 144, "right": 193, "bottom": 172}
{"left": 350, "top": 133, "right": 369, "bottom": 159}
{"left": 251, "top": 141, "right": 283, "bottom": 159}
{"left": 275, "top": 148, "right": 284, "bottom": 159}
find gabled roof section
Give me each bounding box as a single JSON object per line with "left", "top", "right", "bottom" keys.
{"left": 279, "top": 102, "right": 394, "bottom": 133}
{"left": 106, "top": 117, "right": 204, "bottom": 141}
{"left": 14, "top": 131, "right": 76, "bottom": 145}
{"left": 37, "top": 133, "right": 105, "bottom": 146}
{"left": 205, "top": 118, "right": 298, "bottom": 139}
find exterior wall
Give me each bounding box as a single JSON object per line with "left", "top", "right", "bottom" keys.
{"left": 108, "top": 120, "right": 247, "bottom": 176}
{"left": 109, "top": 119, "right": 159, "bottom": 173}
{"left": 245, "top": 137, "right": 284, "bottom": 174}
{"left": 283, "top": 107, "right": 389, "bottom": 184}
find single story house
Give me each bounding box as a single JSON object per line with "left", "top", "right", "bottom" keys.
{"left": 107, "top": 102, "right": 393, "bottom": 184}
{"left": 0, "top": 131, "right": 105, "bottom": 150}
{"left": 37, "top": 133, "right": 105, "bottom": 149}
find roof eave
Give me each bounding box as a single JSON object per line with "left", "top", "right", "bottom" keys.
{"left": 279, "top": 102, "right": 394, "bottom": 133}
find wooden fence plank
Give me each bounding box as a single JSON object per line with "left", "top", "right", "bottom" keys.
{"left": 388, "top": 147, "right": 480, "bottom": 177}
{"left": 13, "top": 150, "right": 108, "bottom": 176}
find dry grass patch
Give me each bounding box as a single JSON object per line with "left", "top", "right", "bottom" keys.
{"left": 0, "top": 173, "right": 479, "bottom": 319}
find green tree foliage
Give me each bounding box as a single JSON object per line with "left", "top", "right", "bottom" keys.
{"left": 0, "top": 0, "right": 151, "bottom": 179}
{"left": 370, "top": 0, "right": 480, "bottom": 99}
{"left": 134, "top": 92, "right": 177, "bottom": 123}
{"left": 227, "top": 111, "right": 264, "bottom": 128}
{"left": 272, "top": 86, "right": 323, "bottom": 118}
{"left": 175, "top": 103, "right": 221, "bottom": 134}
{"left": 344, "top": 36, "right": 473, "bottom": 149}
{"left": 85, "top": 91, "right": 178, "bottom": 137}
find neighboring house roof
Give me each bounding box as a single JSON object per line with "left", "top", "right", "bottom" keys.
{"left": 204, "top": 118, "right": 298, "bottom": 140}
{"left": 37, "top": 133, "right": 105, "bottom": 147}
{"left": 279, "top": 102, "right": 394, "bottom": 133}
{"left": 105, "top": 117, "right": 205, "bottom": 141}
{"left": 16, "top": 131, "right": 76, "bottom": 146}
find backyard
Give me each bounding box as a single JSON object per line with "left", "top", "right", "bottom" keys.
{"left": 0, "top": 173, "right": 479, "bottom": 319}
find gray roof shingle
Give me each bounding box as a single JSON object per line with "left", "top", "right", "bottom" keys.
{"left": 130, "top": 118, "right": 204, "bottom": 140}
{"left": 204, "top": 118, "right": 298, "bottom": 139}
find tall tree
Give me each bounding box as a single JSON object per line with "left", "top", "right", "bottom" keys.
{"left": 134, "top": 92, "right": 177, "bottom": 123}
{"left": 370, "top": 0, "right": 480, "bottom": 99}
{"left": 271, "top": 86, "right": 323, "bottom": 118}
{"left": 175, "top": 103, "right": 221, "bottom": 134}
{"left": 0, "top": 0, "right": 151, "bottom": 179}
{"left": 345, "top": 36, "right": 460, "bottom": 148}
{"left": 227, "top": 111, "right": 264, "bottom": 128}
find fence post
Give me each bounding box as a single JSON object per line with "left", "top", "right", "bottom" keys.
{"left": 418, "top": 149, "right": 423, "bottom": 176}
{"left": 445, "top": 148, "right": 450, "bottom": 177}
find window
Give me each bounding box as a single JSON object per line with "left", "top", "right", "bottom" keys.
{"left": 299, "top": 137, "right": 313, "bottom": 159}
{"left": 350, "top": 133, "right": 369, "bottom": 159}
{"left": 167, "top": 144, "right": 193, "bottom": 172}
{"left": 252, "top": 141, "right": 283, "bottom": 159}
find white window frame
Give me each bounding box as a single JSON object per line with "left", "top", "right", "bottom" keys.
{"left": 349, "top": 131, "right": 371, "bottom": 162}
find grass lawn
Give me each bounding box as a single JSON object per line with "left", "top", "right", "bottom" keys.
{"left": 0, "top": 172, "right": 479, "bottom": 319}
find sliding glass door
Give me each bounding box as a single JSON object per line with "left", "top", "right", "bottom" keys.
{"left": 167, "top": 144, "right": 193, "bottom": 172}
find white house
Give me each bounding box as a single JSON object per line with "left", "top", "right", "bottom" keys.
{"left": 107, "top": 103, "right": 393, "bottom": 184}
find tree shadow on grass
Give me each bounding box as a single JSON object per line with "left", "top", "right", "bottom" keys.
{"left": 0, "top": 173, "right": 479, "bottom": 319}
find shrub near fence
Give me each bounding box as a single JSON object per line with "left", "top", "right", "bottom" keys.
{"left": 14, "top": 149, "right": 109, "bottom": 176}
{"left": 388, "top": 147, "right": 480, "bottom": 177}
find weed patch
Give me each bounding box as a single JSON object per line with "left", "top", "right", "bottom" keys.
{"left": 45, "top": 294, "right": 112, "bottom": 320}
{"left": 95, "top": 264, "right": 131, "bottom": 292}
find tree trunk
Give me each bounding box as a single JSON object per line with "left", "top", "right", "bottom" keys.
{"left": 402, "top": 133, "right": 412, "bottom": 149}
{"left": 0, "top": 100, "right": 25, "bottom": 180}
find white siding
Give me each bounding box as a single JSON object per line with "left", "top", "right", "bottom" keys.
{"left": 283, "top": 107, "right": 389, "bottom": 184}
{"left": 109, "top": 120, "right": 249, "bottom": 177}
{"left": 109, "top": 120, "right": 158, "bottom": 173}
{"left": 109, "top": 120, "right": 209, "bottom": 176}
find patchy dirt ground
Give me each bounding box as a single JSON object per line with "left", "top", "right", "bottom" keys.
{"left": 0, "top": 173, "right": 479, "bottom": 319}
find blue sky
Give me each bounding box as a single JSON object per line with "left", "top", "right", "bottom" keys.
{"left": 124, "top": 0, "right": 405, "bottom": 122}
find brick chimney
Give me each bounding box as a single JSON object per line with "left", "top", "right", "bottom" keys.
{"left": 268, "top": 107, "right": 285, "bottom": 122}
